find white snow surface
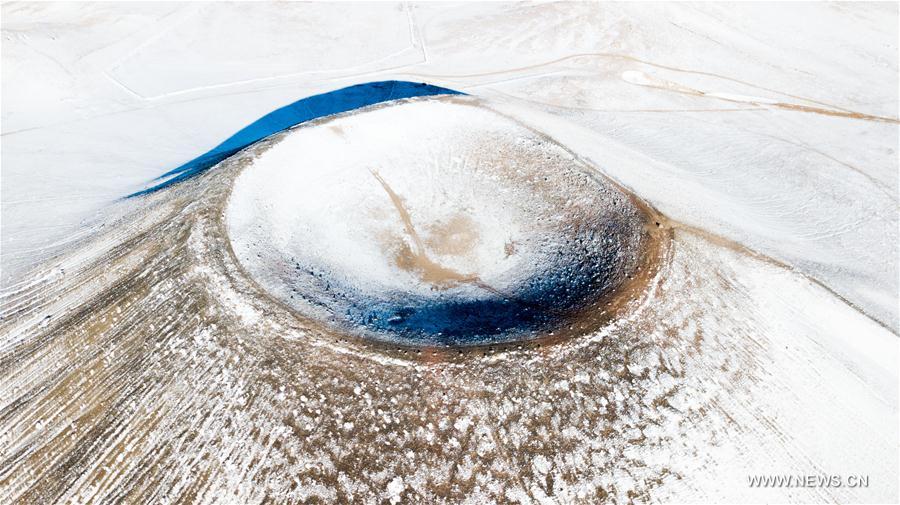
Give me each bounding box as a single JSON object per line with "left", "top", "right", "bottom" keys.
{"left": 2, "top": 2, "right": 898, "bottom": 503}
{"left": 227, "top": 101, "right": 533, "bottom": 297}
{"left": 2, "top": 2, "right": 897, "bottom": 331}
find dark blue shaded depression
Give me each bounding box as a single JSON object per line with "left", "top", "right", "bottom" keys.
{"left": 128, "top": 81, "right": 464, "bottom": 197}
{"left": 290, "top": 223, "right": 632, "bottom": 347}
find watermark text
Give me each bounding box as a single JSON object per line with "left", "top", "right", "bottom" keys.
{"left": 748, "top": 474, "right": 869, "bottom": 489}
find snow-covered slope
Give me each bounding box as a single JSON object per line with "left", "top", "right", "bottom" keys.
{"left": 3, "top": 2, "right": 896, "bottom": 329}
{"left": 1, "top": 3, "right": 897, "bottom": 504}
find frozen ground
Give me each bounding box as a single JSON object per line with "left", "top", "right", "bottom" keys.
{"left": 1, "top": 3, "right": 898, "bottom": 504}
{"left": 2, "top": 2, "right": 898, "bottom": 329}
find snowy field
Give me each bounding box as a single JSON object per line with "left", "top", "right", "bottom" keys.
{"left": 1, "top": 3, "right": 898, "bottom": 504}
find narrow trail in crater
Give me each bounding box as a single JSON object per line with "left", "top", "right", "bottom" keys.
{"left": 368, "top": 168, "right": 506, "bottom": 298}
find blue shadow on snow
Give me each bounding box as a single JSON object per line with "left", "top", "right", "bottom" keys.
{"left": 127, "top": 80, "right": 464, "bottom": 197}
